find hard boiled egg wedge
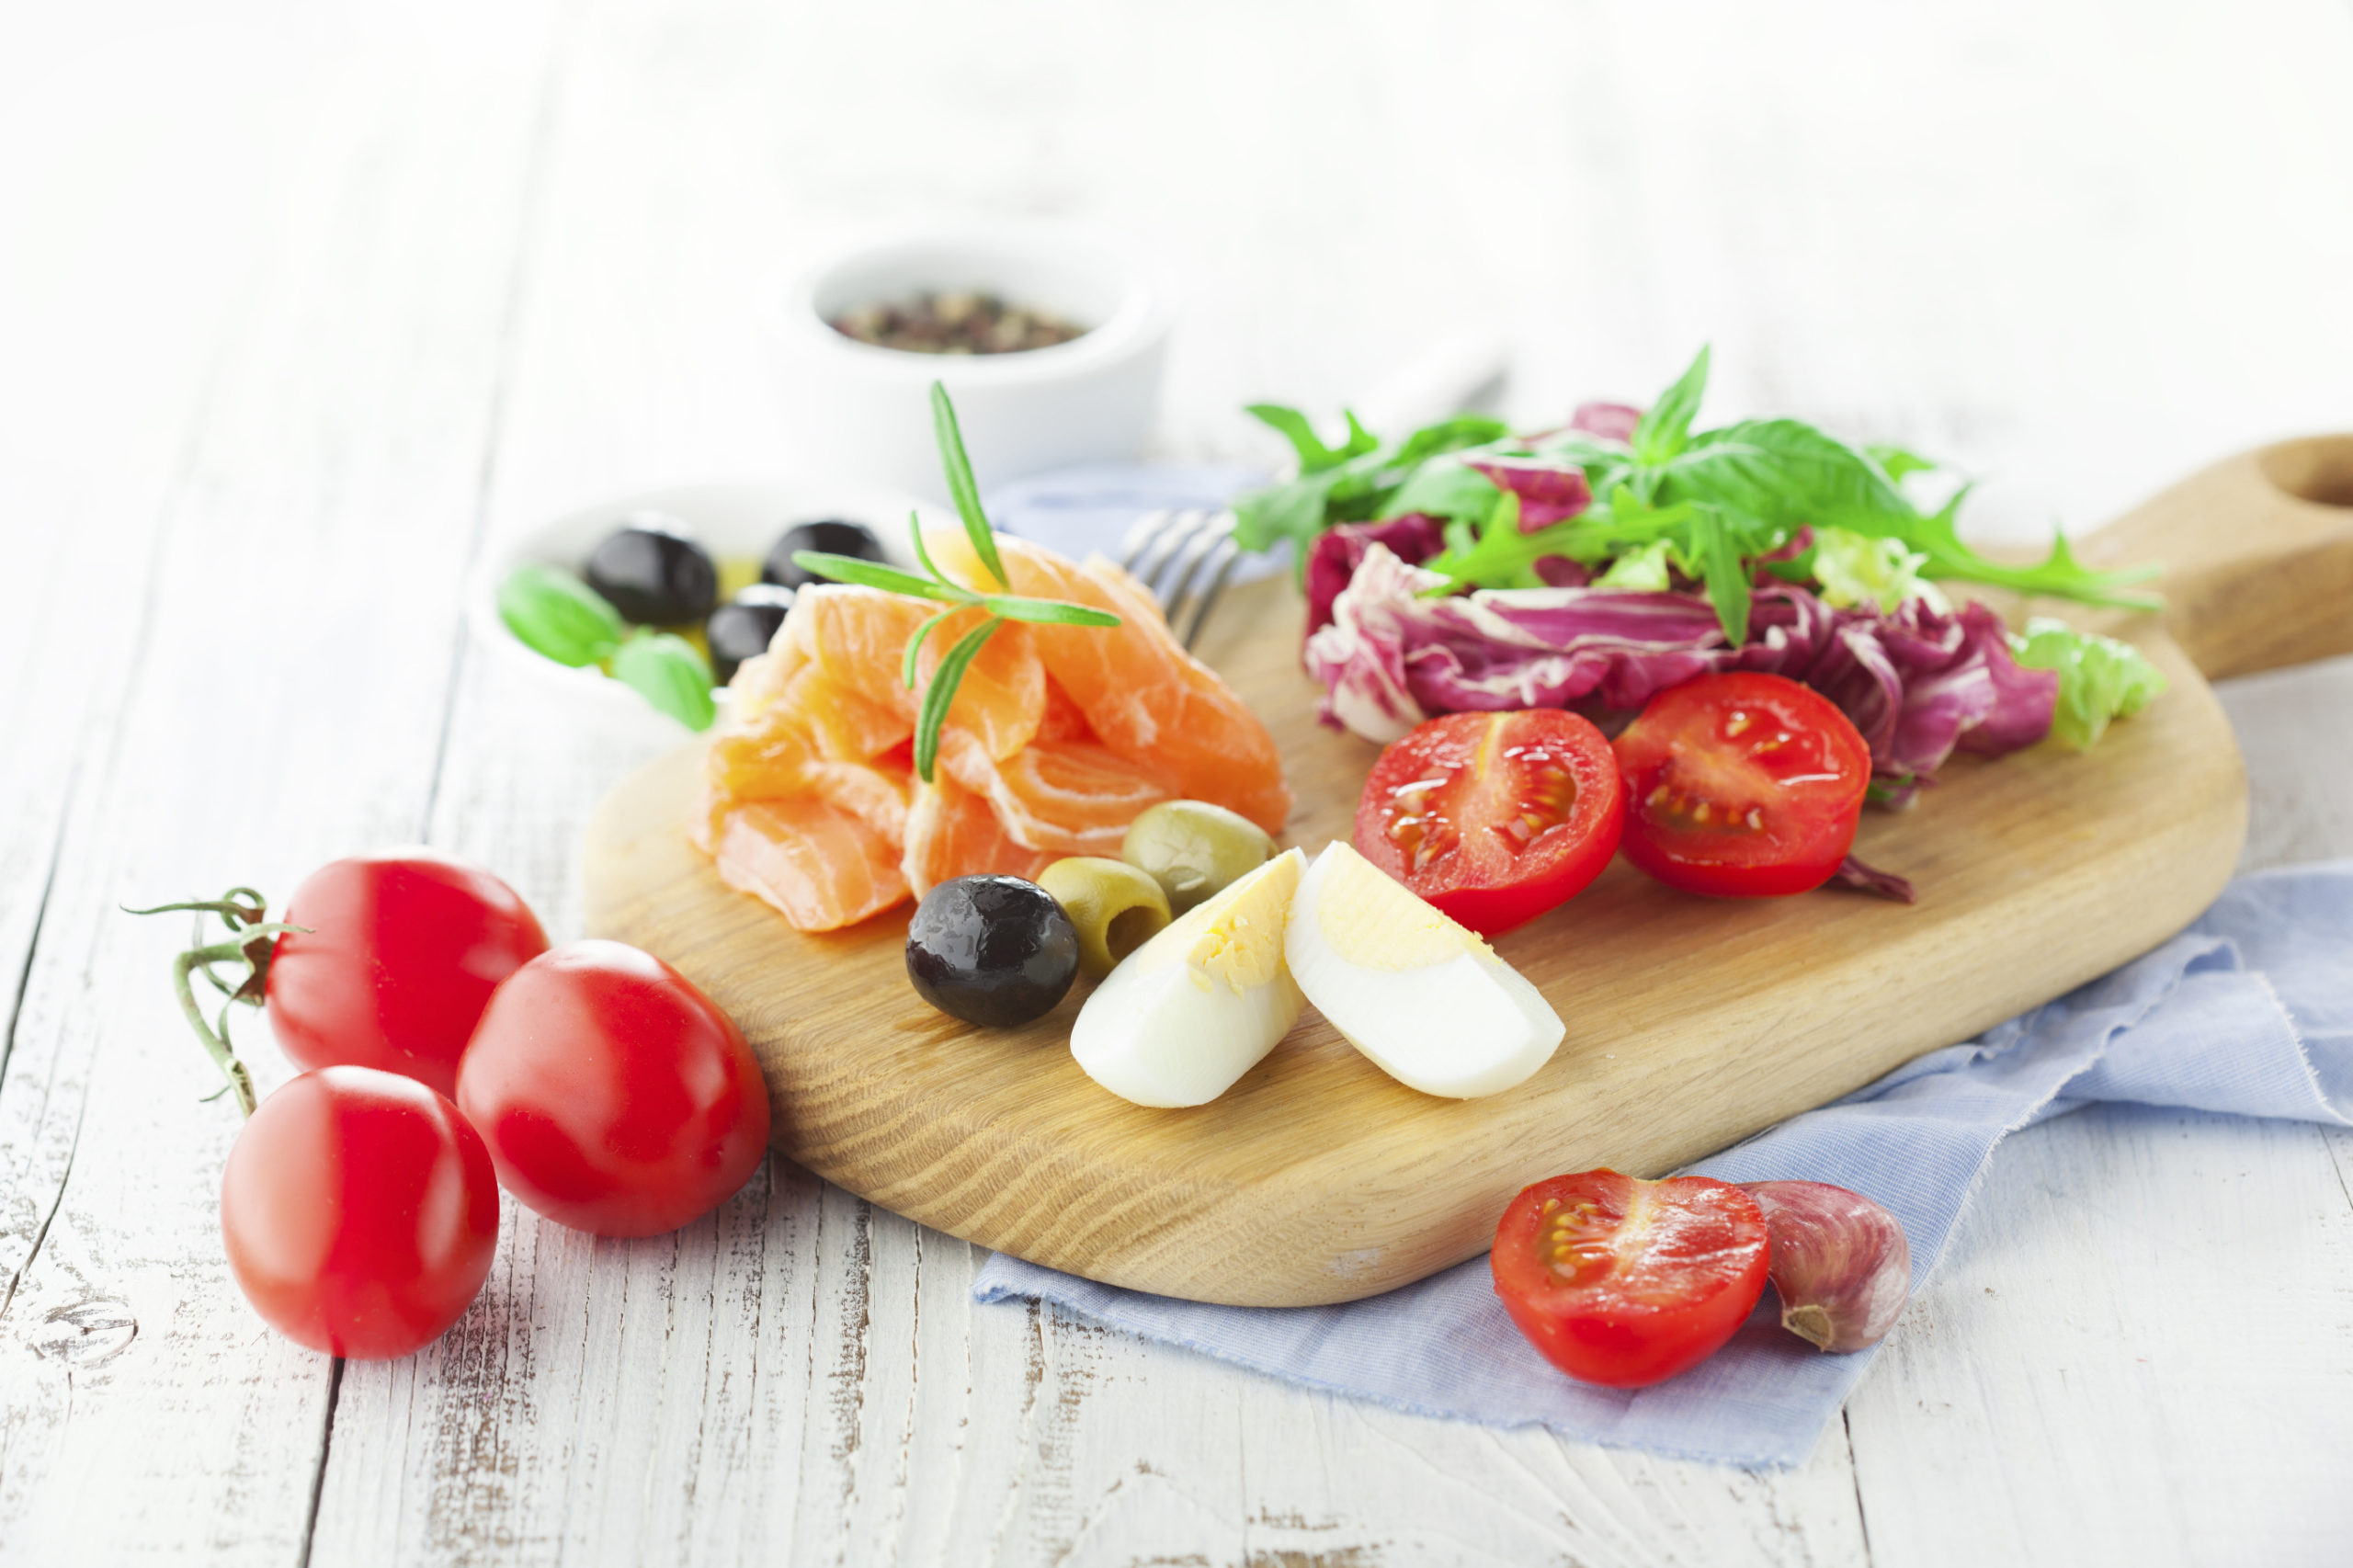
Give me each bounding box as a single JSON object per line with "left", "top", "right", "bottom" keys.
{"left": 1286, "top": 841, "right": 1563, "bottom": 1098}
{"left": 1071, "top": 847, "right": 1306, "bottom": 1108}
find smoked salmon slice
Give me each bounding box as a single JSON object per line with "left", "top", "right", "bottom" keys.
{"left": 902, "top": 773, "right": 1053, "bottom": 897}
{"left": 920, "top": 532, "right": 1290, "bottom": 835}
{"left": 700, "top": 535, "right": 1290, "bottom": 932}
{"left": 712, "top": 796, "right": 909, "bottom": 932}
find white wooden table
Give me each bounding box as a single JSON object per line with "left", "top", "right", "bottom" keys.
{"left": 5, "top": 2, "right": 2352, "bottom": 1562}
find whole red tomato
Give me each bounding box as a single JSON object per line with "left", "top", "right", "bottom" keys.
{"left": 268, "top": 848, "right": 548, "bottom": 1097}
{"left": 1353, "top": 710, "right": 1624, "bottom": 936}
{"left": 456, "top": 940, "right": 771, "bottom": 1237}
{"left": 1491, "top": 1168, "right": 1769, "bottom": 1388}
{"left": 221, "top": 1066, "right": 500, "bottom": 1359}
{"left": 1611, "top": 672, "right": 1871, "bottom": 898}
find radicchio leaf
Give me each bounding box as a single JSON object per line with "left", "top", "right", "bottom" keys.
{"left": 1465, "top": 460, "right": 1594, "bottom": 528}
{"left": 1303, "top": 545, "right": 2061, "bottom": 781}
{"left": 1302, "top": 513, "right": 1449, "bottom": 640}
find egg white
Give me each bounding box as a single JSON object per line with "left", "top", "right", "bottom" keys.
{"left": 1285, "top": 841, "right": 1563, "bottom": 1098}
{"left": 1070, "top": 847, "right": 1307, "bottom": 1108}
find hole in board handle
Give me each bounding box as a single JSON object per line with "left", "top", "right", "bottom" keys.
{"left": 2257, "top": 436, "right": 2353, "bottom": 509}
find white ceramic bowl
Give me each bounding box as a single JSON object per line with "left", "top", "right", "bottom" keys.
{"left": 772, "top": 220, "right": 1174, "bottom": 502}
{"left": 468, "top": 480, "right": 955, "bottom": 727}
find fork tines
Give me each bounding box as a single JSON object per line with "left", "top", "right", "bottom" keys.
{"left": 1115, "top": 508, "right": 1242, "bottom": 651}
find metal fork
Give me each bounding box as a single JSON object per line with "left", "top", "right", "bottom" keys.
{"left": 1117, "top": 507, "right": 1241, "bottom": 651}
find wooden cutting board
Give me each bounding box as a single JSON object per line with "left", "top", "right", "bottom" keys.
{"left": 583, "top": 436, "right": 2353, "bottom": 1307}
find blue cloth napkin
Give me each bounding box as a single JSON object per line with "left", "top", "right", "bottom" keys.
{"left": 973, "top": 862, "right": 2353, "bottom": 1468}
{"left": 976, "top": 467, "right": 2353, "bottom": 1470}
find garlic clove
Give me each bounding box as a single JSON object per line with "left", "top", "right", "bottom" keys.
{"left": 1740, "top": 1180, "right": 1912, "bottom": 1354}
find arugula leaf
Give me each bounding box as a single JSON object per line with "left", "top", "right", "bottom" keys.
{"left": 915, "top": 616, "right": 1002, "bottom": 782}
{"left": 1690, "top": 508, "right": 1751, "bottom": 645}
{"left": 1246, "top": 403, "right": 1379, "bottom": 473}
{"left": 2010, "top": 618, "right": 2167, "bottom": 747}
{"left": 1906, "top": 505, "right": 2159, "bottom": 608}
{"left": 1630, "top": 346, "right": 1710, "bottom": 465}
{"left": 1389, "top": 413, "right": 1511, "bottom": 466}
{"left": 1376, "top": 458, "right": 1501, "bottom": 523}
{"left": 930, "top": 381, "right": 1008, "bottom": 588}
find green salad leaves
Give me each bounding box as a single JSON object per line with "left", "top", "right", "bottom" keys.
{"left": 2011, "top": 619, "right": 2169, "bottom": 749}
{"left": 1234, "top": 347, "right": 2161, "bottom": 647}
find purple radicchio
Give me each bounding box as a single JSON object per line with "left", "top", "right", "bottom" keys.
{"left": 1466, "top": 459, "right": 1593, "bottom": 528}
{"left": 1303, "top": 545, "right": 2059, "bottom": 790}
{"left": 1303, "top": 513, "right": 1449, "bottom": 641}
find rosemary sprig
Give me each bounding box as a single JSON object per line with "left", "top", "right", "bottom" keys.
{"left": 790, "top": 381, "right": 1120, "bottom": 783}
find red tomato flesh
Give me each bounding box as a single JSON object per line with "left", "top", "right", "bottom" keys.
{"left": 457, "top": 939, "right": 773, "bottom": 1237}
{"left": 1354, "top": 710, "right": 1625, "bottom": 935}
{"left": 267, "top": 848, "right": 549, "bottom": 1097}
{"left": 1491, "top": 1168, "right": 1769, "bottom": 1388}
{"left": 1611, "top": 672, "right": 1870, "bottom": 898}
{"left": 221, "top": 1066, "right": 500, "bottom": 1359}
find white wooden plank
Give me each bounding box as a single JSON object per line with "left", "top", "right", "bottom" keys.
{"left": 1843, "top": 1108, "right": 2353, "bottom": 1567}
{"left": 0, "top": 2, "right": 560, "bottom": 1560}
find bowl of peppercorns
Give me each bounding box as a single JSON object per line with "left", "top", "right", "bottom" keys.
{"left": 774, "top": 219, "right": 1173, "bottom": 502}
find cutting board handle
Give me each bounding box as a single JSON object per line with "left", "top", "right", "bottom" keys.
{"left": 2079, "top": 434, "right": 2353, "bottom": 680}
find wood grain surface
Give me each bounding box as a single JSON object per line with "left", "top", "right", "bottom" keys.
{"left": 580, "top": 443, "right": 2297, "bottom": 1303}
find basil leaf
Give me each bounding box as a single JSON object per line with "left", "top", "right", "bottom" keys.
{"left": 930, "top": 381, "right": 1008, "bottom": 588}
{"left": 1661, "top": 418, "right": 1915, "bottom": 537}
{"left": 611, "top": 629, "right": 716, "bottom": 731}
{"left": 1688, "top": 509, "right": 1751, "bottom": 644}
{"left": 1631, "top": 345, "right": 1710, "bottom": 464}
{"left": 498, "top": 564, "right": 622, "bottom": 667}
{"left": 2010, "top": 617, "right": 2168, "bottom": 748}
{"left": 980, "top": 595, "right": 1121, "bottom": 627}
{"left": 914, "top": 616, "right": 1001, "bottom": 782}
{"left": 790, "top": 551, "right": 970, "bottom": 602}
{"left": 1867, "top": 443, "right": 1937, "bottom": 482}
{"left": 1245, "top": 403, "right": 1380, "bottom": 473}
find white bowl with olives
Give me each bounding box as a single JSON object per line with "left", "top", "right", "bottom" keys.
{"left": 470, "top": 481, "right": 956, "bottom": 730}
{"left": 774, "top": 220, "right": 1174, "bottom": 500}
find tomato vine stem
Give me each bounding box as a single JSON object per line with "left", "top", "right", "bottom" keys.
{"left": 124, "top": 891, "right": 306, "bottom": 1119}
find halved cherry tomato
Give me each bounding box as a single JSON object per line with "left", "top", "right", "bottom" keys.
{"left": 1353, "top": 710, "right": 1624, "bottom": 935}
{"left": 456, "top": 940, "right": 772, "bottom": 1237}
{"left": 1611, "top": 672, "right": 1870, "bottom": 898}
{"left": 221, "top": 1066, "right": 501, "bottom": 1359}
{"left": 1491, "top": 1168, "right": 1769, "bottom": 1388}
{"left": 268, "top": 848, "right": 549, "bottom": 1096}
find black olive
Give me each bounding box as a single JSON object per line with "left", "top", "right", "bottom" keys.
{"left": 706, "top": 585, "right": 796, "bottom": 687}
{"left": 584, "top": 514, "right": 718, "bottom": 624}
{"left": 764, "top": 518, "right": 885, "bottom": 590}
{"left": 905, "top": 875, "right": 1078, "bottom": 1028}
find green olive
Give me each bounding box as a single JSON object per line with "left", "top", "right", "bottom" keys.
{"left": 1037, "top": 858, "right": 1173, "bottom": 980}
{"left": 1120, "top": 800, "right": 1276, "bottom": 915}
